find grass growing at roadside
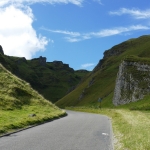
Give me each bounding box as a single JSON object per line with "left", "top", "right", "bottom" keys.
{"left": 67, "top": 107, "right": 150, "bottom": 150}
{"left": 0, "top": 64, "right": 66, "bottom": 135}
{"left": 0, "top": 105, "right": 66, "bottom": 134}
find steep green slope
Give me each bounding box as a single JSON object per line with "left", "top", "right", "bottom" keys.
{"left": 56, "top": 35, "right": 150, "bottom": 108}
{"left": 0, "top": 52, "right": 89, "bottom": 103}
{"left": 0, "top": 63, "right": 65, "bottom": 134}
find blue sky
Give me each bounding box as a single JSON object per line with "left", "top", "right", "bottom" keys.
{"left": 0, "top": 0, "right": 150, "bottom": 70}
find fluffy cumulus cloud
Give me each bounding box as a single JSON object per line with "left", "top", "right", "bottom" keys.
{"left": 0, "top": 0, "right": 83, "bottom": 59}
{"left": 0, "top": 5, "right": 49, "bottom": 59}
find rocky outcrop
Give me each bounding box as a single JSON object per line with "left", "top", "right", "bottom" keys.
{"left": 88, "top": 77, "right": 95, "bottom": 87}
{"left": 39, "top": 56, "right": 46, "bottom": 66}
{"left": 51, "top": 61, "right": 74, "bottom": 72}
{"left": 104, "top": 48, "right": 125, "bottom": 58}
{"left": 93, "top": 41, "right": 131, "bottom": 72}
{"left": 31, "top": 56, "right": 47, "bottom": 66}
{"left": 113, "top": 61, "right": 150, "bottom": 106}
{"left": 17, "top": 57, "right": 27, "bottom": 64}
{"left": 0, "top": 45, "right": 4, "bottom": 55}
{"left": 104, "top": 41, "right": 129, "bottom": 58}
{"left": 52, "top": 61, "right": 70, "bottom": 68}
{"left": 78, "top": 89, "right": 85, "bottom": 100}
{"left": 53, "top": 61, "right": 63, "bottom": 66}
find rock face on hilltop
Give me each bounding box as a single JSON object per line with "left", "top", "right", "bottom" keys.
{"left": 104, "top": 41, "right": 129, "bottom": 58}
{"left": 39, "top": 56, "right": 46, "bottom": 66}
{"left": 17, "top": 57, "right": 27, "bottom": 64}
{"left": 93, "top": 40, "right": 131, "bottom": 72}
{"left": 113, "top": 60, "right": 150, "bottom": 106}
{"left": 0, "top": 49, "right": 89, "bottom": 103}
{"left": 0, "top": 45, "right": 4, "bottom": 55}
{"left": 31, "top": 56, "right": 47, "bottom": 66}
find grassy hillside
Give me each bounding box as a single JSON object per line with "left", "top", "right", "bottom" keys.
{"left": 56, "top": 35, "right": 150, "bottom": 108}
{"left": 0, "top": 63, "right": 66, "bottom": 134}
{"left": 0, "top": 52, "right": 89, "bottom": 103}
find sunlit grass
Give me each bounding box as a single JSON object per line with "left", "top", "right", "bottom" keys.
{"left": 0, "top": 64, "right": 66, "bottom": 135}
{"left": 0, "top": 105, "right": 66, "bottom": 134}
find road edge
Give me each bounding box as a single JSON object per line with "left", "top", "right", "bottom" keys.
{"left": 0, "top": 112, "right": 67, "bottom": 138}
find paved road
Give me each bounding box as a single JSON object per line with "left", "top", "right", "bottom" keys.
{"left": 0, "top": 110, "right": 113, "bottom": 150}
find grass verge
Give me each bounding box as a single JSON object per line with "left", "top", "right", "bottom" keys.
{"left": 66, "top": 106, "right": 150, "bottom": 150}
{"left": 0, "top": 105, "right": 66, "bottom": 135}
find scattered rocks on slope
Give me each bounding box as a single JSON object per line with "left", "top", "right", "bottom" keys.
{"left": 88, "top": 77, "right": 95, "bottom": 87}
{"left": 29, "top": 114, "right": 36, "bottom": 117}
{"left": 78, "top": 89, "right": 85, "bottom": 100}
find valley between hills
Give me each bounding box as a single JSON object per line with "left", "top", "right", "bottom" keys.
{"left": 1, "top": 35, "right": 150, "bottom": 149}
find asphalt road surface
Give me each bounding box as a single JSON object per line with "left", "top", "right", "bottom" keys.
{"left": 0, "top": 110, "right": 113, "bottom": 150}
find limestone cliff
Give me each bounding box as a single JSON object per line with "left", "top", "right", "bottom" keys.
{"left": 113, "top": 60, "right": 150, "bottom": 106}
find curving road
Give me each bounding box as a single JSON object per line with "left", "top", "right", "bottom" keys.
{"left": 0, "top": 110, "right": 113, "bottom": 150}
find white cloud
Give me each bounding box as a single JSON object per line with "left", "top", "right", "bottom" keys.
{"left": 89, "top": 25, "right": 150, "bottom": 37}
{"left": 64, "top": 35, "right": 91, "bottom": 42}
{"left": 81, "top": 63, "right": 95, "bottom": 70}
{"left": 43, "top": 24, "right": 150, "bottom": 42}
{"left": 109, "top": 8, "right": 150, "bottom": 19}
{"left": 0, "top": 0, "right": 84, "bottom": 59}
{"left": 0, "top": 0, "right": 84, "bottom": 7}
{"left": 41, "top": 28, "right": 81, "bottom": 37}
{"left": 0, "top": 5, "right": 49, "bottom": 59}
{"left": 65, "top": 37, "right": 81, "bottom": 42}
